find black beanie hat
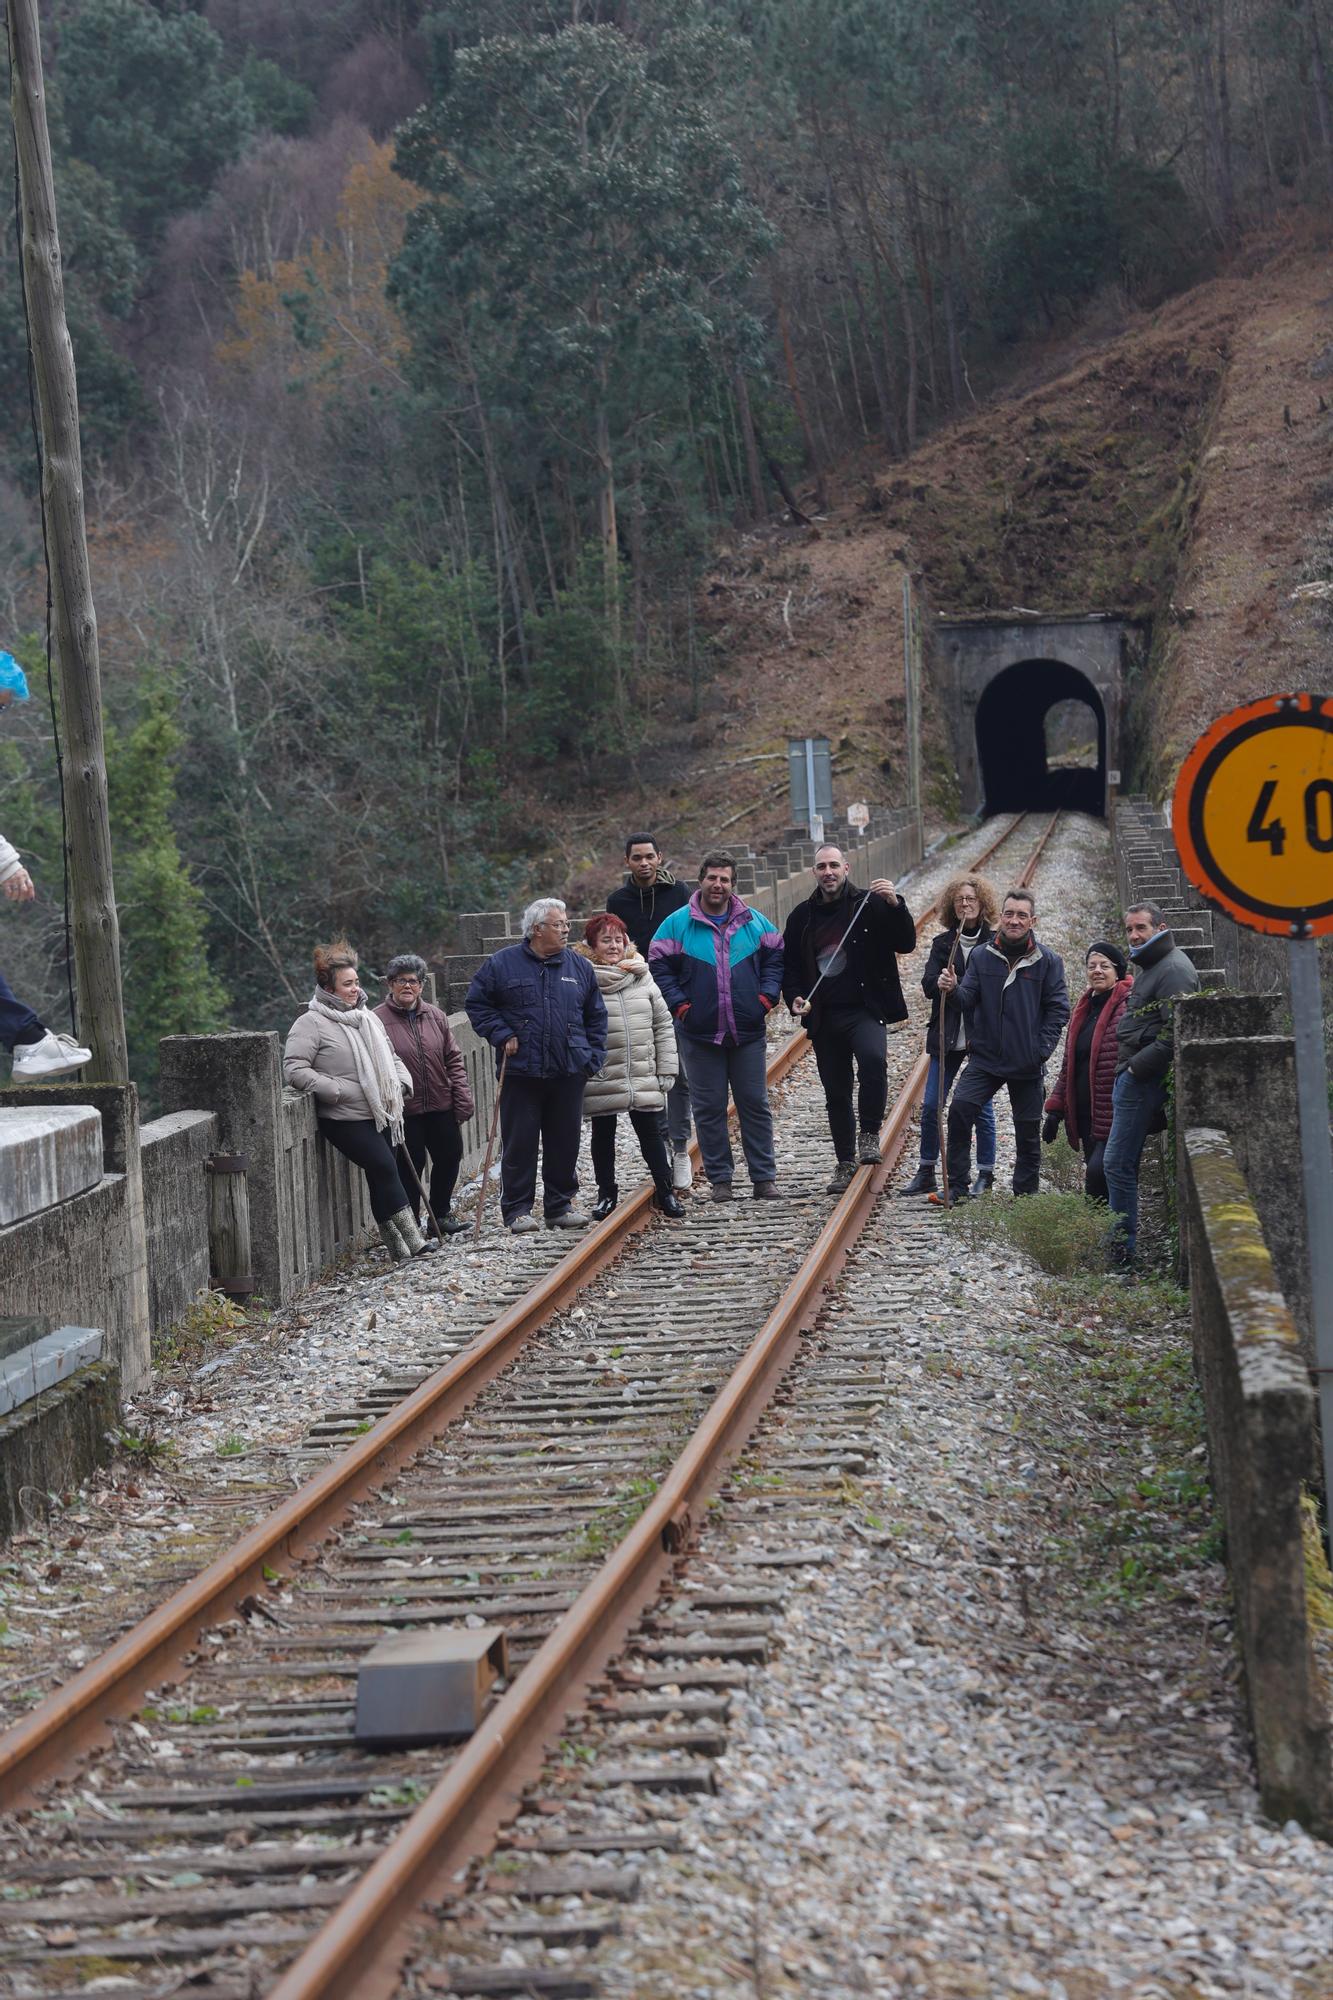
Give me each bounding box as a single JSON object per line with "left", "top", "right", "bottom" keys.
{"left": 1086, "top": 938, "right": 1128, "bottom": 978}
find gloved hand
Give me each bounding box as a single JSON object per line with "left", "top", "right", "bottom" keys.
{"left": 1042, "top": 1112, "right": 1061, "bottom": 1145}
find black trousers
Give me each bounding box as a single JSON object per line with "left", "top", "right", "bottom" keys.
{"left": 590, "top": 1108, "right": 673, "bottom": 1194}
{"left": 317, "top": 1117, "right": 409, "bottom": 1224}
{"left": 812, "top": 1006, "right": 888, "bottom": 1160}
{"left": 398, "top": 1109, "right": 464, "bottom": 1221}
{"left": 946, "top": 1064, "right": 1044, "bottom": 1196}
{"left": 499, "top": 1072, "right": 585, "bottom": 1222}
{"left": 1082, "top": 1136, "right": 1108, "bottom": 1203}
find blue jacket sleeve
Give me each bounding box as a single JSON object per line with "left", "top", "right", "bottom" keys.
{"left": 583, "top": 967, "right": 608, "bottom": 1071}
{"left": 465, "top": 956, "right": 514, "bottom": 1049}
{"left": 648, "top": 921, "right": 689, "bottom": 1017}
{"left": 1038, "top": 952, "right": 1071, "bottom": 1064}
{"left": 956, "top": 946, "right": 982, "bottom": 1016}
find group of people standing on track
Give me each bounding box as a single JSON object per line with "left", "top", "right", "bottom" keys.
{"left": 899, "top": 871, "right": 1198, "bottom": 1261}
{"left": 278, "top": 830, "right": 1197, "bottom": 1271}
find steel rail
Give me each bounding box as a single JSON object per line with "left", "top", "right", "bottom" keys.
{"left": 0, "top": 810, "right": 1041, "bottom": 1811}
{"left": 267, "top": 812, "right": 1061, "bottom": 2000}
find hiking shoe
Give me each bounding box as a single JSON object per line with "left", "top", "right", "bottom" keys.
{"left": 546, "top": 1206, "right": 589, "bottom": 1229}
{"left": 710, "top": 1182, "right": 734, "bottom": 1202}
{"left": 507, "top": 1213, "right": 539, "bottom": 1234}
{"left": 971, "top": 1168, "right": 995, "bottom": 1195}
{"left": 11, "top": 1030, "right": 92, "bottom": 1080}
{"left": 672, "top": 1153, "right": 694, "bottom": 1192}
{"left": 752, "top": 1181, "right": 781, "bottom": 1200}
{"left": 928, "top": 1187, "right": 971, "bottom": 1206}
{"left": 826, "top": 1160, "right": 857, "bottom": 1195}
{"left": 897, "top": 1162, "right": 937, "bottom": 1197}
{"left": 436, "top": 1211, "right": 469, "bottom": 1237}
{"left": 857, "top": 1130, "right": 881, "bottom": 1164}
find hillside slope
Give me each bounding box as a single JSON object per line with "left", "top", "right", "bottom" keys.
{"left": 568, "top": 230, "right": 1331, "bottom": 909}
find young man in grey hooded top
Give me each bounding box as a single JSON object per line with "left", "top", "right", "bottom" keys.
{"left": 607, "top": 833, "right": 693, "bottom": 1190}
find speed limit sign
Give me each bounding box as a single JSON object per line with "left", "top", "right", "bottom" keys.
{"left": 1172, "top": 691, "right": 1333, "bottom": 937}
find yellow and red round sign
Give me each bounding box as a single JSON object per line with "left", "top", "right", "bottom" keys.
{"left": 1173, "top": 692, "right": 1333, "bottom": 937}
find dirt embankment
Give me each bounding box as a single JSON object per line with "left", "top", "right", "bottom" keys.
{"left": 564, "top": 228, "right": 1332, "bottom": 908}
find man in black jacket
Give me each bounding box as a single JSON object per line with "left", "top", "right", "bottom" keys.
{"left": 782, "top": 844, "right": 917, "bottom": 1192}
{"left": 941, "top": 885, "right": 1070, "bottom": 1202}
{"left": 607, "top": 833, "right": 694, "bottom": 1190}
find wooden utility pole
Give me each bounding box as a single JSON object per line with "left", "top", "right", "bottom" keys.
{"left": 8, "top": 0, "right": 128, "bottom": 1080}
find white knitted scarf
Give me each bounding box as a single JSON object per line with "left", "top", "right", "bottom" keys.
{"left": 308, "top": 989, "right": 406, "bottom": 1143}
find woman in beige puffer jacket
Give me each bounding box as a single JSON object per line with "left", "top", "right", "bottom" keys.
{"left": 576, "top": 913, "right": 684, "bottom": 1221}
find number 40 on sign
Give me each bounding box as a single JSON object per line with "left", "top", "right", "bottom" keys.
{"left": 1173, "top": 690, "right": 1333, "bottom": 937}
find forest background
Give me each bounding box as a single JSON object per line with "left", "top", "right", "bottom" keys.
{"left": 1, "top": 0, "right": 1330, "bottom": 1099}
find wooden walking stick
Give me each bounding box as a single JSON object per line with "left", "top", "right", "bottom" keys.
{"left": 936, "top": 933, "right": 962, "bottom": 1211}
{"left": 473, "top": 1048, "right": 510, "bottom": 1241}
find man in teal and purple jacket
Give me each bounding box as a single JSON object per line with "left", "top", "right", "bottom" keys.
{"left": 649, "top": 850, "right": 783, "bottom": 1202}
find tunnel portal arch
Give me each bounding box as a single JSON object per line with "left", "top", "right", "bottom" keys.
{"left": 975, "top": 659, "right": 1107, "bottom": 816}
{"left": 935, "top": 612, "right": 1140, "bottom": 818}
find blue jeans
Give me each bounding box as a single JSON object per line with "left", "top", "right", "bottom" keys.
{"left": 920, "top": 1050, "right": 995, "bottom": 1167}
{"left": 679, "top": 1036, "right": 776, "bottom": 1187}
{"left": 1102, "top": 1069, "right": 1167, "bottom": 1257}
{"left": 0, "top": 965, "right": 43, "bottom": 1055}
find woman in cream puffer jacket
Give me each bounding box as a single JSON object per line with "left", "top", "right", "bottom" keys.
{"left": 576, "top": 913, "right": 684, "bottom": 1221}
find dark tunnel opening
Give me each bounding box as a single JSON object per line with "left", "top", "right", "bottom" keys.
{"left": 975, "top": 658, "right": 1107, "bottom": 817}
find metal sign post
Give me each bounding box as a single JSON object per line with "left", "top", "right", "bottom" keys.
{"left": 1173, "top": 691, "right": 1333, "bottom": 1551}
{"left": 1289, "top": 939, "right": 1333, "bottom": 1525}
{"left": 788, "top": 737, "right": 832, "bottom": 839}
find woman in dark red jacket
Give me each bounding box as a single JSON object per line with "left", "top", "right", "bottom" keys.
{"left": 374, "top": 953, "right": 475, "bottom": 1236}
{"left": 1042, "top": 941, "right": 1131, "bottom": 1202}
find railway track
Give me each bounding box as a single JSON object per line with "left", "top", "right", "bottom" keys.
{"left": 0, "top": 809, "right": 1058, "bottom": 2000}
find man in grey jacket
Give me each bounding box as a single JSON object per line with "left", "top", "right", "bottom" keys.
{"left": 1103, "top": 900, "right": 1199, "bottom": 1264}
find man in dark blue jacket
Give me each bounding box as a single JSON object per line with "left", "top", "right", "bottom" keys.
{"left": 940, "top": 885, "right": 1069, "bottom": 1202}
{"left": 465, "top": 897, "right": 607, "bottom": 1233}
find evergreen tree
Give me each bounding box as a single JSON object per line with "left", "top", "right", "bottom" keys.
{"left": 107, "top": 693, "right": 230, "bottom": 1098}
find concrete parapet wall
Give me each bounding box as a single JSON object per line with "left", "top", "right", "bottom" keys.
{"left": 0, "top": 1104, "right": 102, "bottom": 1225}
{"left": 0, "top": 1360, "right": 120, "bottom": 1537}
{"left": 1174, "top": 994, "right": 1312, "bottom": 1366}
{"left": 1181, "top": 1126, "right": 1331, "bottom": 1837}
{"left": 0, "top": 1082, "right": 150, "bottom": 1393}
{"left": 160, "top": 1031, "right": 374, "bottom": 1306}
{"left": 278, "top": 1089, "right": 375, "bottom": 1294}
{"left": 140, "top": 1109, "right": 218, "bottom": 1335}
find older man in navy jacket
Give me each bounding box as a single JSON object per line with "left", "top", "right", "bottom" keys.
{"left": 939, "top": 884, "right": 1069, "bottom": 1203}
{"left": 466, "top": 897, "right": 607, "bottom": 1233}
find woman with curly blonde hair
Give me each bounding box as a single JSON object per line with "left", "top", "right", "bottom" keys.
{"left": 899, "top": 875, "right": 1000, "bottom": 1198}
{"left": 284, "top": 938, "right": 435, "bottom": 1265}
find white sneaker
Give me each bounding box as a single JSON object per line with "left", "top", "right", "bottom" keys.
{"left": 11, "top": 1030, "right": 93, "bottom": 1080}
{"left": 672, "top": 1152, "right": 693, "bottom": 1192}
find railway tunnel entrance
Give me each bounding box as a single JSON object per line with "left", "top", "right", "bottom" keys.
{"left": 934, "top": 611, "right": 1141, "bottom": 819}
{"left": 975, "top": 659, "right": 1107, "bottom": 816}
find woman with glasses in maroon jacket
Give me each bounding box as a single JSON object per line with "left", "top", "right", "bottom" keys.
{"left": 374, "top": 953, "right": 475, "bottom": 1236}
